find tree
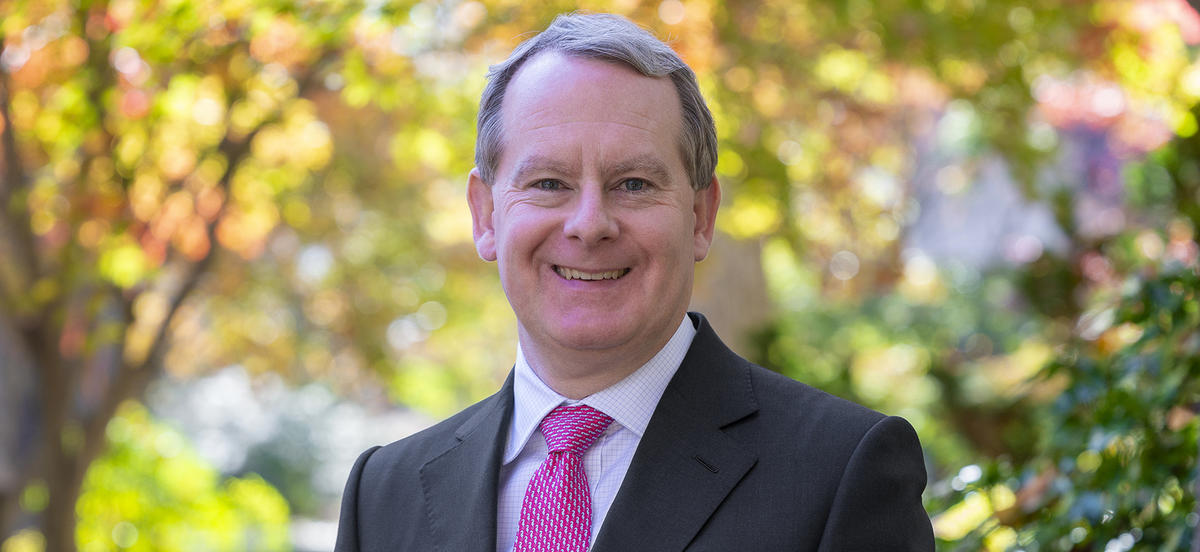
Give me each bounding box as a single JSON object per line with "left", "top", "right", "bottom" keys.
{"left": 2, "top": 0, "right": 1198, "bottom": 549}
{"left": 1, "top": 0, "right": 555, "bottom": 544}
{"left": 75, "top": 403, "right": 290, "bottom": 551}
{"left": 1, "top": 0, "right": 356, "bottom": 545}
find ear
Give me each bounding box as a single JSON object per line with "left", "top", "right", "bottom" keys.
{"left": 467, "top": 167, "right": 497, "bottom": 262}
{"left": 693, "top": 176, "right": 721, "bottom": 262}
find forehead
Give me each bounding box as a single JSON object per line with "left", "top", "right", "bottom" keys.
{"left": 497, "top": 52, "right": 684, "bottom": 174}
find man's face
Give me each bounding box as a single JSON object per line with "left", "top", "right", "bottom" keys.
{"left": 467, "top": 52, "right": 719, "bottom": 367}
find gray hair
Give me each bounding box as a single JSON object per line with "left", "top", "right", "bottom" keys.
{"left": 474, "top": 13, "right": 717, "bottom": 190}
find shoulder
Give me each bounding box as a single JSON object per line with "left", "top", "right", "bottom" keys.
{"left": 669, "top": 315, "right": 933, "bottom": 547}
{"left": 684, "top": 313, "right": 890, "bottom": 442}
{"left": 716, "top": 339, "right": 929, "bottom": 514}
{"left": 749, "top": 363, "right": 886, "bottom": 435}
{"left": 358, "top": 388, "right": 508, "bottom": 477}
{"left": 684, "top": 313, "right": 914, "bottom": 461}
{"left": 748, "top": 362, "right": 924, "bottom": 466}
{"left": 731, "top": 360, "right": 917, "bottom": 470}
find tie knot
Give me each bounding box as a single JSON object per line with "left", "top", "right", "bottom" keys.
{"left": 539, "top": 404, "right": 613, "bottom": 454}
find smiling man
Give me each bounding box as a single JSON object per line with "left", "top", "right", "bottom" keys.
{"left": 336, "top": 13, "right": 934, "bottom": 552}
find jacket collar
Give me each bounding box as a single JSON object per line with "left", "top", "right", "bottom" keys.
{"left": 591, "top": 312, "right": 760, "bottom": 551}
{"left": 419, "top": 371, "right": 513, "bottom": 552}
{"left": 418, "top": 312, "right": 760, "bottom": 552}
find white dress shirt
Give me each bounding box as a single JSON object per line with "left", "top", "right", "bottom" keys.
{"left": 496, "top": 316, "right": 697, "bottom": 552}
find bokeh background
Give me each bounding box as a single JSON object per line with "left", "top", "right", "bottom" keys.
{"left": 1, "top": 0, "right": 1199, "bottom": 550}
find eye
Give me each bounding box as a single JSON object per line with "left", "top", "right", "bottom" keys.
{"left": 620, "top": 178, "right": 648, "bottom": 192}
{"left": 533, "top": 179, "right": 563, "bottom": 191}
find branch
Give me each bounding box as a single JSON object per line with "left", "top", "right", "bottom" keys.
{"left": 78, "top": 53, "right": 336, "bottom": 467}
{"left": 0, "top": 70, "right": 41, "bottom": 310}
{"left": 123, "top": 47, "right": 335, "bottom": 380}
{"left": 76, "top": 128, "right": 246, "bottom": 469}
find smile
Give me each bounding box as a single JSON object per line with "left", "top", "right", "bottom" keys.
{"left": 553, "top": 266, "right": 631, "bottom": 281}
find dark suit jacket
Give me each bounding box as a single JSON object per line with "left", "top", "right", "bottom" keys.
{"left": 336, "top": 313, "right": 935, "bottom": 551}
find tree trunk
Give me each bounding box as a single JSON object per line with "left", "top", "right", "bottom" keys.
{"left": 42, "top": 450, "right": 82, "bottom": 552}
{"left": 690, "top": 232, "right": 772, "bottom": 356}
{"left": 31, "top": 327, "right": 79, "bottom": 552}
{"left": 0, "top": 335, "right": 29, "bottom": 535}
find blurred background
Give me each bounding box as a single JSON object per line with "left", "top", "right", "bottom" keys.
{"left": 1, "top": 0, "right": 1198, "bottom": 550}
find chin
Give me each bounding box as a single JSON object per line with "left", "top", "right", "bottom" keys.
{"left": 550, "top": 327, "right": 630, "bottom": 352}
{"left": 542, "top": 316, "right": 637, "bottom": 352}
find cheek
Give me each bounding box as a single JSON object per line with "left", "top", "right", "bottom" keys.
{"left": 638, "top": 215, "right": 697, "bottom": 265}
{"left": 496, "top": 211, "right": 553, "bottom": 258}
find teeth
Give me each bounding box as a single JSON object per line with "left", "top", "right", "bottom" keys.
{"left": 555, "top": 267, "right": 628, "bottom": 280}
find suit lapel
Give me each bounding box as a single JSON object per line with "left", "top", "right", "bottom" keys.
{"left": 419, "top": 373, "right": 514, "bottom": 552}
{"left": 592, "top": 314, "right": 759, "bottom": 552}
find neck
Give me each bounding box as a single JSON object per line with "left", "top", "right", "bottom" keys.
{"left": 518, "top": 319, "right": 682, "bottom": 400}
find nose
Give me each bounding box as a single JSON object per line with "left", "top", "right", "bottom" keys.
{"left": 562, "top": 187, "right": 618, "bottom": 245}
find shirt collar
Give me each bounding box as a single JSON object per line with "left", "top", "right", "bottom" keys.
{"left": 503, "top": 315, "right": 697, "bottom": 464}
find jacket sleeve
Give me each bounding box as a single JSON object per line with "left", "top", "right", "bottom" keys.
{"left": 335, "top": 446, "right": 382, "bottom": 552}
{"left": 816, "top": 416, "right": 935, "bottom": 551}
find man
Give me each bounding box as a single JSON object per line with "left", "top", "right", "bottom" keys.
{"left": 337, "top": 13, "right": 934, "bottom": 551}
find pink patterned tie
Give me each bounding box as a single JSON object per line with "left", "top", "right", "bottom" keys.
{"left": 514, "top": 404, "right": 614, "bottom": 552}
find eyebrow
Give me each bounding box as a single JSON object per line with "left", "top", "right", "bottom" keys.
{"left": 605, "top": 154, "right": 674, "bottom": 185}
{"left": 510, "top": 156, "right": 577, "bottom": 183}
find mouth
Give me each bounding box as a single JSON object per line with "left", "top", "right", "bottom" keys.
{"left": 553, "top": 265, "right": 631, "bottom": 281}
